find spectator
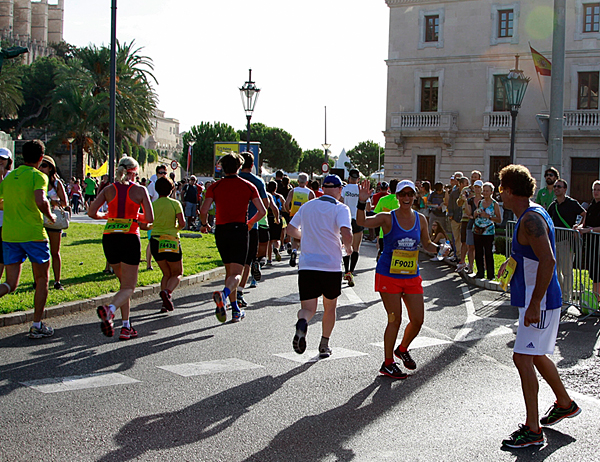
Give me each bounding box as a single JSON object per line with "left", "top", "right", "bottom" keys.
{"left": 0, "top": 147, "right": 13, "bottom": 279}
{"left": 535, "top": 167, "right": 559, "bottom": 210}
{"left": 547, "top": 179, "right": 586, "bottom": 298}
{"left": 0, "top": 140, "right": 56, "bottom": 339}
{"left": 182, "top": 175, "right": 199, "bottom": 230}
{"left": 464, "top": 180, "right": 484, "bottom": 274}
{"left": 456, "top": 177, "right": 471, "bottom": 272}
{"left": 83, "top": 172, "right": 97, "bottom": 212}
{"left": 427, "top": 182, "right": 446, "bottom": 233}
{"left": 575, "top": 180, "right": 600, "bottom": 305}
{"left": 470, "top": 170, "right": 482, "bottom": 184}
{"left": 473, "top": 182, "right": 502, "bottom": 279}
{"left": 70, "top": 178, "right": 82, "bottom": 214}
{"left": 37, "top": 155, "right": 69, "bottom": 290}
{"left": 430, "top": 220, "right": 448, "bottom": 245}
{"left": 447, "top": 172, "right": 464, "bottom": 262}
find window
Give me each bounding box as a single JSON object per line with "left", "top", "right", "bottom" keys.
{"left": 425, "top": 15, "right": 439, "bottom": 42}
{"left": 493, "top": 75, "right": 509, "bottom": 111}
{"left": 583, "top": 3, "right": 600, "bottom": 32}
{"left": 578, "top": 71, "right": 599, "bottom": 109}
{"left": 498, "top": 10, "right": 514, "bottom": 37}
{"left": 421, "top": 78, "right": 438, "bottom": 112}
{"left": 489, "top": 156, "right": 510, "bottom": 188}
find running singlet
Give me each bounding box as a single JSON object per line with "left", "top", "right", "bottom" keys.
{"left": 103, "top": 183, "right": 141, "bottom": 235}
{"left": 510, "top": 205, "right": 562, "bottom": 310}
{"left": 289, "top": 186, "right": 311, "bottom": 216}
{"left": 205, "top": 175, "right": 259, "bottom": 225}
{"left": 376, "top": 210, "right": 421, "bottom": 279}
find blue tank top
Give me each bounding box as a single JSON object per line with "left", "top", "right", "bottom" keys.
{"left": 510, "top": 205, "right": 562, "bottom": 310}
{"left": 376, "top": 209, "right": 421, "bottom": 279}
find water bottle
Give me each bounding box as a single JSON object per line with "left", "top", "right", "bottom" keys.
{"left": 437, "top": 240, "right": 450, "bottom": 260}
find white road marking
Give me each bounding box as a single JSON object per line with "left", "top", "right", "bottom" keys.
{"left": 343, "top": 286, "right": 364, "bottom": 305}
{"left": 273, "top": 347, "right": 368, "bottom": 364}
{"left": 455, "top": 287, "right": 514, "bottom": 342}
{"left": 21, "top": 372, "right": 140, "bottom": 394}
{"left": 157, "top": 358, "right": 263, "bottom": 377}
{"left": 481, "top": 299, "right": 513, "bottom": 310}
{"left": 371, "top": 336, "right": 452, "bottom": 350}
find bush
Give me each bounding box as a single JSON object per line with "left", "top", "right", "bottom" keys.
{"left": 494, "top": 236, "right": 506, "bottom": 255}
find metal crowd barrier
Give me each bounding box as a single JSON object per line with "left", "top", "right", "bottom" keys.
{"left": 504, "top": 220, "right": 599, "bottom": 317}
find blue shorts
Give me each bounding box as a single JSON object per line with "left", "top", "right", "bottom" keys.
{"left": 3, "top": 241, "right": 51, "bottom": 265}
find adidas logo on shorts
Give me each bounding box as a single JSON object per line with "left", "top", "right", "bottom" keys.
{"left": 526, "top": 342, "right": 535, "bottom": 349}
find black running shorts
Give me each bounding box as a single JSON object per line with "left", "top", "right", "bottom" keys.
{"left": 351, "top": 218, "right": 364, "bottom": 234}
{"left": 258, "top": 226, "right": 270, "bottom": 244}
{"left": 150, "top": 237, "right": 182, "bottom": 262}
{"left": 268, "top": 216, "right": 283, "bottom": 240}
{"left": 215, "top": 223, "right": 248, "bottom": 265}
{"left": 102, "top": 233, "right": 141, "bottom": 266}
{"left": 245, "top": 227, "right": 259, "bottom": 265}
{"left": 298, "top": 270, "right": 343, "bottom": 301}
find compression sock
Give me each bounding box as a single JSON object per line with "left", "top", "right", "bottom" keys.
{"left": 231, "top": 300, "right": 239, "bottom": 311}
{"left": 343, "top": 255, "right": 350, "bottom": 273}
{"left": 384, "top": 358, "right": 394, "bottom": 366}
{"left": 350, "top": 251, "right": 359, "bottom": 273}
{"left": 397, "top": 345, "right": 408, "bottom": 353}
{"left": 223, "top": 287, "right": 231, "bottom": 299}
{"left": 122, "top": 319, "right": 130, "bottom": 329}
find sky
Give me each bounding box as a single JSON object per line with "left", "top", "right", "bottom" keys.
{"left": 63, "top": 0, "right": 390, "bottom": 157}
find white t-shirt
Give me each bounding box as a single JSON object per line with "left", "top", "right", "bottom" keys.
{"left": 147, "top": 174, "right": 159, "bottom": 202}
{"left": 289, "top": 195, "right": 352, "bottom": 272}
{"left": 342, "top": 183, "right": 360, "bottom": 219}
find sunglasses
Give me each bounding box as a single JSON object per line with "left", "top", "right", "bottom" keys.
{"left": 397, "top": 191, "right": 415, "bottom": 197}
{"left": 158, "top": 171, "right": 167, "bottom": 175}
{"left": 553, "top": 185, "right": 565, "bottom": 189}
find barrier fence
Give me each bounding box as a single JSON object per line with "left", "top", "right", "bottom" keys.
{"left": 504, "top": 220, "right": 599, "bottom": 317}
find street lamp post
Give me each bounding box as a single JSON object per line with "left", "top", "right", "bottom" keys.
{"left": 501, "top": 55, "right": 530, "bottom": 165}
{"left": 239, "top": 69, "right": 260, "bottom": 153}
{"left": 187, "top": 140, "right": 195, "bottom": 178}
{"left": 322, "top": 106, "right": 330, "bottom": 162}
{"left": 67, "top": 137, "right": 75, "bottom": 180}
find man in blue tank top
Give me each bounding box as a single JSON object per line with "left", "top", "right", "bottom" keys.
{"left": 498, "top": 165, "right": 581, "bottom": 449}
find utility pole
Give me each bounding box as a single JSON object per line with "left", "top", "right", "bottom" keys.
{"left": 547, "top": 0, "right": 566, "bottom": 171}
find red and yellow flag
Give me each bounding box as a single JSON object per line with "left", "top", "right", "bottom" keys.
{"left": 530, "top": 45, "right": 551, "bottom": 76}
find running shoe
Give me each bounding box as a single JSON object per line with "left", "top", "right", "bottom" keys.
{"left": 53, "top": 281, "right": 64, "bottom": 290}
{"left": 344, "top": 272, "right": 355, "bottom": 287}
{"left": 119, "top": 325, "right": 138, "bottom": 340}
{"left": 28, "top": 323, "right": 54, "bottom": 339}
{"left": 289, "top": 251, "right": 297, "bottom": 267}
{"left": 265, "top": 260, "right": 273, "bottom": 267}
{"left": 251, "top": 260, "right": 262, "bottom": 281}
{"left": 287, "top": 242, "right": 292, "bottom": 255}
{"left": 97, "top": 305, "right": 115, "bottom": 337}
{"left": 540, "top": 401, "right": 581, "bottom": 426}
{"left": 237, "top": 291, "right": 248, "bottom": 308}
{"left": 250, "top": 278, "right": 257, "bottom": 288}
{"left": 379, "top": 362, "right": 408, "bottom": 380}
{"left": 160, "top": 290, "right": 174, "bottom": 312}
{"left": 293, "top": 318, "right": 308, "bottom": 354}
{"left": 501, "top": 424, "right": 544, "bottom": 448}
{"left": 394, "top": 347, "right": 417, "bottom": 370}
{"left": 319, "top": 346, "right": 332, "bottom": 358}
{"left": 232, "top": 309, "right": 246, "bottom": 323}
{"left": 455, "top": 262, "right": 467, "bottom": 272}
{"left": 213, "top": 291, "right": 227, "bottom": 323}
{"left": 274, "top": 248, "right": 281, "bottom": 262}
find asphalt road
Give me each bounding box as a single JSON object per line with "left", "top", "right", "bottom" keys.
{"left": 1, "top": 241, "right": 599, "bottom": 462}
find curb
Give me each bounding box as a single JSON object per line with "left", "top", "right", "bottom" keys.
{"left": 0, "top": 266, "right": 227, "bottom": 328}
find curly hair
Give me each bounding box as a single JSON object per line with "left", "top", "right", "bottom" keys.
{"left": 499, "top": 164, "right": 536, "bottom": 198}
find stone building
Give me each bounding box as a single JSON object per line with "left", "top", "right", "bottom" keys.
{"left": 0, "top": 0, "right": 64, "bottom": 64}
{"left": 383, "top": 0, "right": 600, "bottom": 202}
{"left": 137, "top": 109, "right": 183, "bottom": 181}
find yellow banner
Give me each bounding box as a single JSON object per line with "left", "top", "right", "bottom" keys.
{"left": 214, "top": 143, "right": 239, "bottom": 163}
{"left": 85, "top": 162, "right": 108, "bottom": 178}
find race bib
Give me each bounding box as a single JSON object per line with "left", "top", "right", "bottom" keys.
{"left": 499, "top": 257, "right": 517, "bottom": 291}
{"left": 158, "top": 235, "right": 180, "bottom": 253}
{"left": 104, "top": 218, "right": 133, "bottom": 233}
{"left": 390, "top": 249, "right": 418, "bottom": 275}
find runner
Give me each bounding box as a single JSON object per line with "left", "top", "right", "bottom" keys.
{"left": 356, "top": 179, "right": 442, "bottom": 379}
{"left": 149, "top": 176, "right": 185, "bottom": 313}
{"left": 266, "top": 180, "right": 285, "bottom": 264}
{"left": 287, "top": 174, "right": 352, "bottom": 358}
{"left": 89, "top": 156, "right": 154, "bottom": 340}
{"left": 285, "top": 173, "right": 315, "bottom": 267}
{"left": 83, "top": 172, "right": 97, "bottom": 212}
{"left": 199, "top": 153, "right": 266, "bottom": 323}
{"left": 238, "top": 152, "right": 269, "bottom": 298}
{"left": 497, "top": 164, "right": 580, "bottom": 448}
{"left": 0, "top": 140, "right": 56, "bottom": 339}
{"left": 340, "top": 169, "right": 368, "bottom": 287}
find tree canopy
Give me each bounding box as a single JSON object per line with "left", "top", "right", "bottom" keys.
{"left": 298, "top": 149, "right": 326, "bottom": 178}
{"left": 346, "top": 140, "right": 384, "bottom": 177}
{"left": 238, "top": 122, "right": 302, "bottom": 172}
{"left": 183, "top": 122, "right": 239, "bottom": 176}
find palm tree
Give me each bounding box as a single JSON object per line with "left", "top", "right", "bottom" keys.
{"left": 0, "top": 61, "right": 24, "bottom": 119}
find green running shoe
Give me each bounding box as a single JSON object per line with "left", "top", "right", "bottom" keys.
{"left": 501, "top": 424, "right": 543, "bottom": 448}
{"left": 540, "top": 400, "right": 581, "bottom": 426}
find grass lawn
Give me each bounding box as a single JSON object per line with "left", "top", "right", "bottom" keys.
{"left": 0, "top": 223, "right": 222, "bottom": 315}
{"left": 473, "top": 253, "right": 506, "bottom": 281}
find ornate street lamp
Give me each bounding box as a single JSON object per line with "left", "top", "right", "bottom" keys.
{"left": 501, "top": 55, "right": 530, "bottom": 165}
{"left": 239, "top": 69, "right": 260, "bottom": 153}
{"left": 322, "top": 106, "right": 330, "bottom": 162}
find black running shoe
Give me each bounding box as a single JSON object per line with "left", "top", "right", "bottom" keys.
{"left": 287, "top": 243, "right": 292, "bottom": 255}
{"left": 319, "top": 346, "right": 332, "bottom": 358}
{"left": 501, "top": 424, "right": 544, "bottom": 448}
{"left": 290, "top": 251, "right": 297, "bottom": 267}
{"left": 379, "top": 362, "right": 407, "bottom": 379}
{"left": 394, "top": 347, "right": 417, "bottom": 370}
{"left": 292, "top": 318, "right": 308, "bottom": 354}
{"left": 540, "top": 401, "right": 581, "bottom": 426}
{"left": 251, "top": 260, "right": 262, "bottom": 282}
{"left": 237, "top": 291, "right": 248, "bottom": 308}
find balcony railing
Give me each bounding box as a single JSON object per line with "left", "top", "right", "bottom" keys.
{"left": 564, "top": 110, "right": 600, "bottom": 129}
{"left": 390, "top": 112, "right": 458, "bottom": 131}
{"left": 483, "top": 112, "right": 511, "bottom": 130}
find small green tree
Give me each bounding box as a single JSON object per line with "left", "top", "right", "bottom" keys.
{"left": 239, "top": 122, "right": 302, "bottom": 172}
{"left": 130, "top": 143, "right": 138, "bottom": 160}
{"left": 138, "top": 146, "right": 147, "bottom": 166}
{"left": 346, "top": 140, "right": 384, "bottom": 177}
{"left": 298, "top": 149, "right": 326, "bottom": 179}
{"left": 147, "top": 149, "right": 157, "bottom": 164}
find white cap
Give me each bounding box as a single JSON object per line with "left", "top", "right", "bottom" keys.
{"left": 0, "top": 148, "right": 12, "bottom": 160}
{"left": 395, "top": 179, "right": 417, "bottom": 194}
{"left": 473, "top": 180, "right": 484, "bottom": 187}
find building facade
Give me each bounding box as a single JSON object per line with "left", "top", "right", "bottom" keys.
{"left": 384, "top": 0, "right": 600, "bottom": 202}
{"left": 0, "top": 0, "right": 64, "bottom": 64}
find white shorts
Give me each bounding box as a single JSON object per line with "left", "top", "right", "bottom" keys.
{"left": 513, "top": 307, "right": 560, "bottom": 356}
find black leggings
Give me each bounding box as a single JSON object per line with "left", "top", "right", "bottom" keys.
{"left": 474, "top": 234, "right": 495, "bottom": 279}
